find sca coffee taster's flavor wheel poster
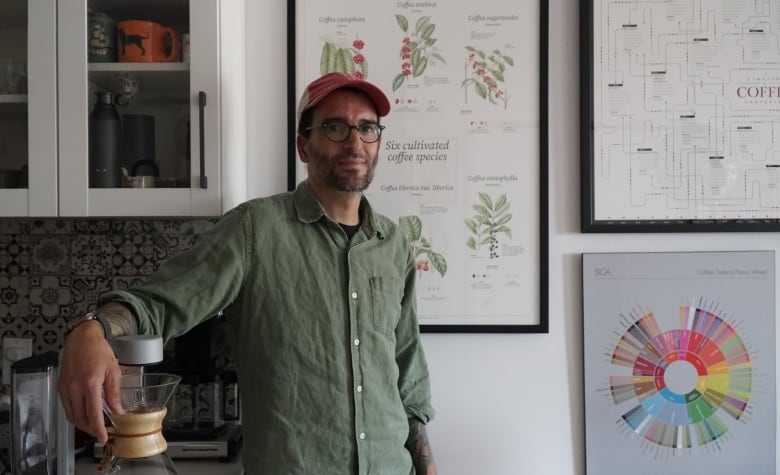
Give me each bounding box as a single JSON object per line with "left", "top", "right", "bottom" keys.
{"left": 583, "top": 251, "right": 776, "bottom": 475}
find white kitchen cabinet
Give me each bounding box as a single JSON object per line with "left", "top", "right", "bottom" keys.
{"left": 0, "top": 0, "right": 245, "bottom": 217}
{"left": 0, "top": 0, "right": 58, "bottom": 216}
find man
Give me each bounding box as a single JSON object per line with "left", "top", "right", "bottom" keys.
{"left": 58, "top": 72, "right": 437, "bottom": 475}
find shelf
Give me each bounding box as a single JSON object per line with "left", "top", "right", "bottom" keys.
{"left": 88, "top": 62, "right": 189, "bottom": 73}
{"left": 89, "top": 62, "right": 189, "bottom": 94}
{"left": 0, "top": 94, "right": 27, "bottom": 104}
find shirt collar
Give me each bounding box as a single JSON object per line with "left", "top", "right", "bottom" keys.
{"left": 293, "top": 180, "right": 386, "bottom": 240}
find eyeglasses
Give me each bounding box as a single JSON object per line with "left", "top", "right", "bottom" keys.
{"left": 303, "top": 121, "right": 385, "bottom": 143}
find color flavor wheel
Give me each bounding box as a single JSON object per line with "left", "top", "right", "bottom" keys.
{"left": 607, "top": 303, "right": 752, "bottom": 448}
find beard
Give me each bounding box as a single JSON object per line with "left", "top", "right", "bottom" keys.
{"left": 306, "top": 149, "right": 378, "bottom": 192}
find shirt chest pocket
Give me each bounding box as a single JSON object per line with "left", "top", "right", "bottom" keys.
{"left": 369, "top": 276, "right": 404, "bottom": 335}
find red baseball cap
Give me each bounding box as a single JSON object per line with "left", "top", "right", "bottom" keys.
{"left": 296, "top": 72, "right": 391, "bottom": 126}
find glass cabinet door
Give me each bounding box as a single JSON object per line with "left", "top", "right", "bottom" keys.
{"left": 0, "top": 0, "right": 58, "bottom": 216}
{"left": 58, "top": 0, "right": 221, "bottom": 216}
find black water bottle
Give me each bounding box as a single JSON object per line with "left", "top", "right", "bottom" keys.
{"left": 89, "top": 91, "right": 121, "bottom": 187}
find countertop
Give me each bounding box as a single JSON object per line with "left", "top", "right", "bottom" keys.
{"left": 75, "top": 455, "right": 244, "bottom": 474}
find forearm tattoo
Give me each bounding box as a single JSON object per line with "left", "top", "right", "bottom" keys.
{"left": 98, "top": 302, "right": 138, "bottom": 338}
{"left": 405, "top": 418, "right": 436, "bottom": 474}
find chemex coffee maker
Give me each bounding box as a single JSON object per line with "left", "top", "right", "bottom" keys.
{"left": 97, "top": 335, "right": 181, "bottom": 474}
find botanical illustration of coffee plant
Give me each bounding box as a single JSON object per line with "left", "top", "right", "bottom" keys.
{"left": 462, "top": 46, "right": 514, "bottom": 109}
{"left": 392, "top": 15, "right": 446, "bottom": 91}
{"left": 465, "top": 193, "right": 512, "bottom": 259}
{"left": 320, "top": 37, "right": 369, "bottom": 78}
{"left": 399, "top": 215, "right": 447, "bottom": 278}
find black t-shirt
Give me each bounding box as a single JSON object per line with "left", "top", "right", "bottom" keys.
{"left": 339, "top": 222, "right": 360, "bottom": 239}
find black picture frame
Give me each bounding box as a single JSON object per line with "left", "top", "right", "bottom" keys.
{"left": 288, "top": 0, "right": 548, "bottom": 333}
{"left": 581, "top": 0, "right": 780, "bottom": 233}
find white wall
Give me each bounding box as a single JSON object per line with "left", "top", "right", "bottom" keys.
{"left": 245, "top": 1, "right": 779, "bottom": 474}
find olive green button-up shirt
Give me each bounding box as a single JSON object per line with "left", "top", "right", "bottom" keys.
{"left": 101, "top": 181, "right": 435, "bottom": 475}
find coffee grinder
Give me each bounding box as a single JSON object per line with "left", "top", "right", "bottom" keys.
{"left": 156, "top": 316, "right": 243, "bottom": 460}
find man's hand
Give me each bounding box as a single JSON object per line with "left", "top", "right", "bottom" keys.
{"left": 57, "top": 320, "right": 122, "bottom": 444}
{"left": 405, "top": 418, "right": 437, "bottom": 475}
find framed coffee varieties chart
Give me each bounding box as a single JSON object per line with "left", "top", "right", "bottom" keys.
{"left": 581, "top": 0, "right": 780, "bottom": 232}
{"left": 288, "top": 0, "right": 549, "bottom": 332}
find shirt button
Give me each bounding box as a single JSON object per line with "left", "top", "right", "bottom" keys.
{"left": 351, "top": 291, "right": 358, "bottom": 299}
{"left": 356, "top": 385, "right": 363, "bottom": 393}
{"left": 354, "top": 338, "right": 360, "bottom": 346}
{"left": 359, "top": 432, "right": 366, "bottom": 440}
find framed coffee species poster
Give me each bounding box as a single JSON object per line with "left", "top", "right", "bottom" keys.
{"left": 288, "top": 0, "right": 548, "bottom": 332}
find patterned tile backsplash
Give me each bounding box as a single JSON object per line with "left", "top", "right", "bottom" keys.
{"left": 0, "top": 217, "right": 217, "bottom": 374}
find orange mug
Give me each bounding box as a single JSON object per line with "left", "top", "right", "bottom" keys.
{"left": 116, "top": 20, "right": 181, "bottom": 62}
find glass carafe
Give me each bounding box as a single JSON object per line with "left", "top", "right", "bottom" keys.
{"left": 99, "top": 373, "right": 182, "bottom": 475}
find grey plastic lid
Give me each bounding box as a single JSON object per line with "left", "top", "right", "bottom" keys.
{"left": 111, "top": 335, "right": 163, "bottom": 366}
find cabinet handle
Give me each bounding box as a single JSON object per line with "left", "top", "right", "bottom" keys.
{"left": 198, "top": 91, "right": 208, "bottom": 189}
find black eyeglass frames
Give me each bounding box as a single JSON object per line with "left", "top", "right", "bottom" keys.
{"left": 302, "top": 121, "right": 385, "bottom": 143}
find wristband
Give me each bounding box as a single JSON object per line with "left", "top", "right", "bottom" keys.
{"left": 65, "top": 310, "right": 111, "bottom": 339}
